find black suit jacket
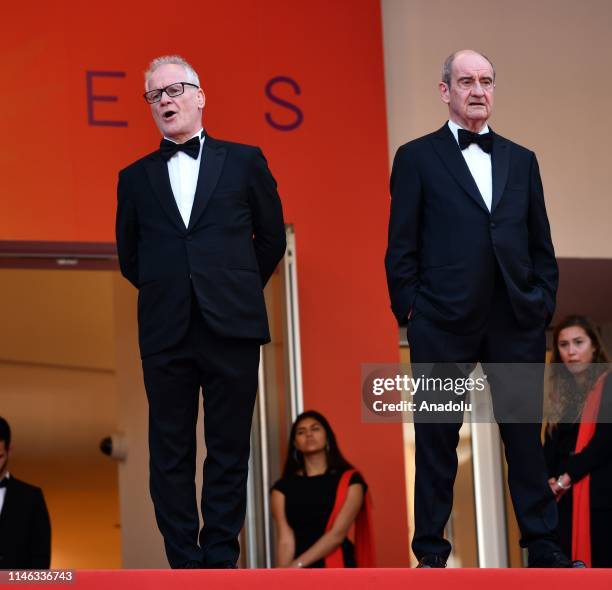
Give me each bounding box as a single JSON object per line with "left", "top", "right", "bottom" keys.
{"left": 385, "top": 124, "right": 558, "bottom": 332}
{"left": 544, "top": 373, "right": 612, "bottom": 510}
{"left": 116, "top": 134, "right": 286, "bottom": 357}
{"left": 0, "top": 477, "right": 51, "bottom": 569}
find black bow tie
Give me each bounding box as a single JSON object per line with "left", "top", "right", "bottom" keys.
{"left": 159, "top": 136, "right": 201, "bottom": 161}
{"left": 0, "top": 477, "right": 7, "bottom": 488}
{"left": 458, "top": 129, "right": 493, "bottom": 153}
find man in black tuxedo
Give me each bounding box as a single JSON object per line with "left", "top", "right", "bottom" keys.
{"left": 0, "top": 417, "right": 51, "bottom": 569}
{"left": 115, "top": 55, "right": 286, "bottom": 568}
{"left": 385, "top": 50, "right": 581, "bottom": 568}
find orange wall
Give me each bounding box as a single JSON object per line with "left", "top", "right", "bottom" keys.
{"left": 2, "top": 0, "right": 408, "bottom": 565}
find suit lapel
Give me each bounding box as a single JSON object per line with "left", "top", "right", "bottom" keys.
{"left": 431, "top": 125, "right": 489, "bottom": 214}
{"left": 0, "top": 478, "right": 15, "bottom": 531}
{"left": 187, "top": 136, "right": 227, "bottom": 231}
{"left": 144, "top": 153, "right": 186, "bottom": 233}
{"left": 491, "top": 132, "right": 510, "bottom": 213}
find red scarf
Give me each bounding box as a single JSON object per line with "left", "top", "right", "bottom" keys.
{"left": 323, "top": 469, "right": 376, "bottom": 568}
{"left": 571, "top": 371, "right": 608, "bottom": 567}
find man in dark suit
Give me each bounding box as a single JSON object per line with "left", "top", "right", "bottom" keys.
{"left": 115, "top": 55, "right": 286, "bottom": 569}
{"left": 385, "top": 50, "right": 582, "bottom": 568}
{"left": 0, "top": 417, "right": 51, "bottom": 569}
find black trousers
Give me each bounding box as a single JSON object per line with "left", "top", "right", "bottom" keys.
{"left": 409, "top": 274, "right": 560, "bottom": 564}
{"left": 141, "top": 295, "right": 261, "bottom": 568}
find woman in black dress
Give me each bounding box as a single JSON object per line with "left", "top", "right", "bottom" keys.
{"left": 271, "top": 410, "right": 372, "bottom": 568}
{"left": 544, "top": 315, "right": 612, "bottom": 567}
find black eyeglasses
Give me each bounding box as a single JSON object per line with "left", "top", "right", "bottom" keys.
{"left": 143, "top": 82, "right": 199, "bottom": 104}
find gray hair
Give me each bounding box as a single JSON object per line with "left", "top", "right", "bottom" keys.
{"left": 144, "top": 55, "right": 200, "bottom": 90}
{"left": 441, "top": 50, "right": 495, "bottom": 87}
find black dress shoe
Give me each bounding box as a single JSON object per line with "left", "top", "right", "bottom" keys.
{"left": 183, "top": 560, "right": 202, "bottom": 569}
{"left": 416, "top": 555, "right": 447, "bottom": 568}
{"left": 529, "top": 551, "right": 587, "bottom": 568}
{"left": 207, "top": 561, "right": 238, "bottom": 569}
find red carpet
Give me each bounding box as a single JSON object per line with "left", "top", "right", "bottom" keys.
{"left": 7, "top": 568, "right": 611, "bottom": 589}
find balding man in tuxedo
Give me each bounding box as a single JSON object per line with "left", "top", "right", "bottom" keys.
{"left": 385, "top": 50, "right": 583, "bottom": 568}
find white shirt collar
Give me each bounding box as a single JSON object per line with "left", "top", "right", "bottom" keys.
{"left": 447, "top": 119, "right": 490, "bottom": 145}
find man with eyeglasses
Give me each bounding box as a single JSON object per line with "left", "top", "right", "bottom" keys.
{"left": 115, "top": 55, "right": 286, "bottom": 569}
{"left": 385, "top": 50, "right": 582, "bottom": 568}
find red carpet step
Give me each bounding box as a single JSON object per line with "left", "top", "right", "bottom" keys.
{"left": 5, "top": 568, "right": 612, "bottom": 590}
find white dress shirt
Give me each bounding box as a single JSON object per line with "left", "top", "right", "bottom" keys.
{"left": 0, "top": 472, "right": 10, "bottom": 516}
{"left": 448, "top": 119, "right": 492, "bottom": 212}
{"left": 165, "top": 129, "right": 205, "bottom": 228}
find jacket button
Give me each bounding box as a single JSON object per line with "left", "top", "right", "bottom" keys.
{"left": 186, "top": 235, "right": 193, "bottom": 242}
{"left": 490, "top": 222, "right": 496, "bottom": 228}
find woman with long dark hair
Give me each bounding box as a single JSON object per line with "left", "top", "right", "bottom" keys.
{"left": 544, "top": 315, "right": 612, "bottom": 567}
{"left": 270, "top": 410, "right": 374, "bottom": 568}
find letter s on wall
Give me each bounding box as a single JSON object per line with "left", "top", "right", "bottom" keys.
{"left": 265, "top": 76, "right": 303, "bottom": 131}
